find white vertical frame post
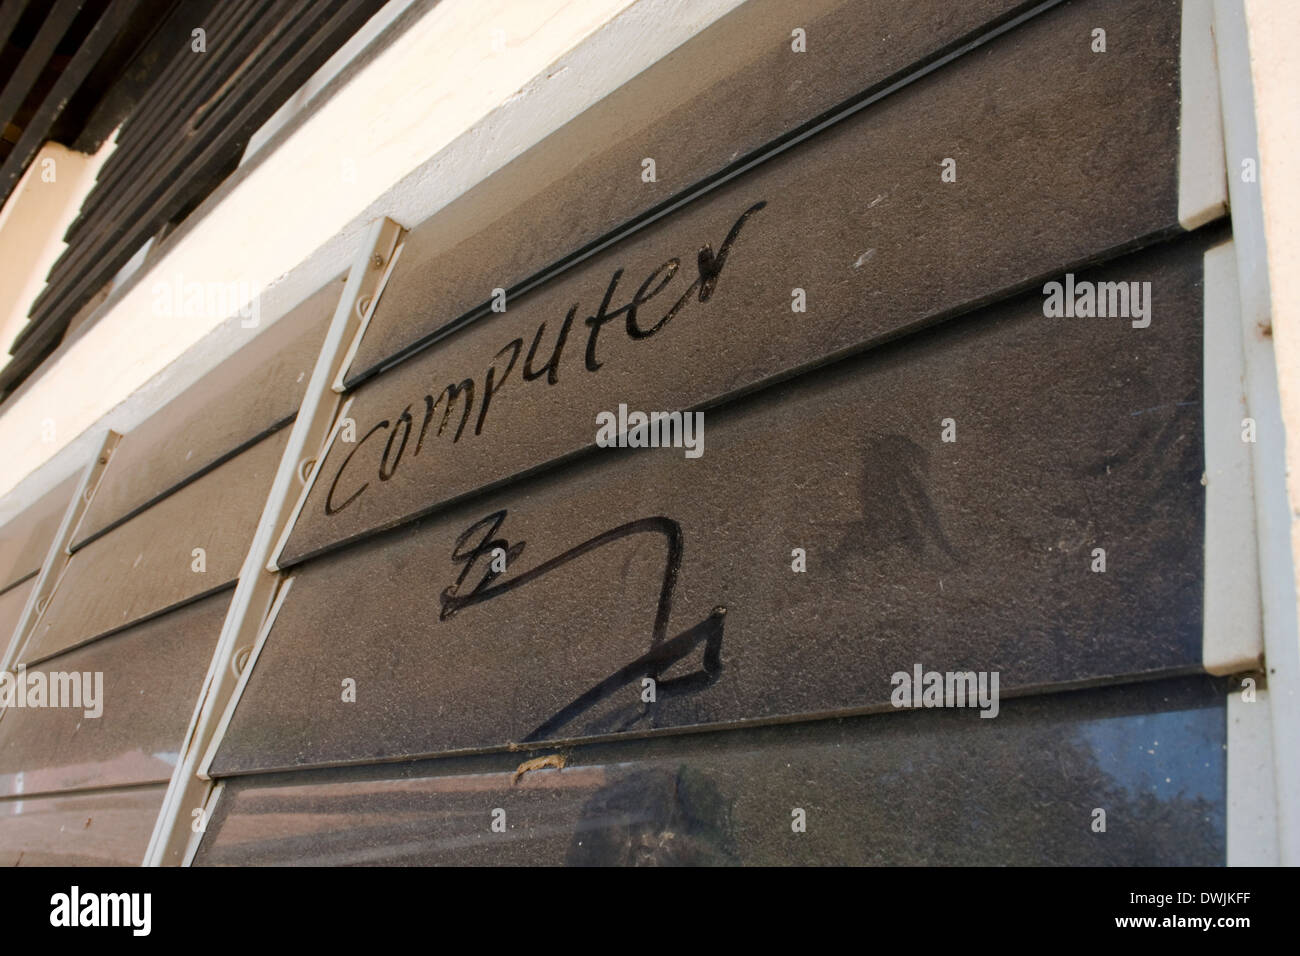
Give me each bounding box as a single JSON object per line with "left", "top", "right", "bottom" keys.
{"left": 0, "top": 429, "right": 120, "bottom": 678}
{"left": 1205, "top": 239, "right": 1277, "bottom": 864}
{"left": 1213, "top": 0, "right": 1300, "bottom": 865}
{"left": 143, "top": 217, "right": 405, "bottom": 866}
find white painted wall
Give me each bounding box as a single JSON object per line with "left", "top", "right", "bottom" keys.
{"left": 0, "top": 141, "right": 114, "bottom": 367}
{"left": 1243, "top": 0, "right": 1300, "bottom": 865}
{"left": 1244, "top": 0, "right": 1300, "bottom": 633}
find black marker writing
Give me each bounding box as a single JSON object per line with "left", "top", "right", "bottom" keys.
{"left": 326, "top": 201, "right": 767, "bottom": 515}
{"left": 439, "top": 510, "right": 725, "bottom": 741}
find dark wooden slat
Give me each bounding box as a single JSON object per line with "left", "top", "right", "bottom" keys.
{"left": 0, "top": 590, "right": 231, "bottom": 798}
{"left": 0, "top": 0, "right": 33, "bottom": 71}
{"left": 59, "top": 0, "right": 278, "bottom": 251}
{"left": 20, "top": 0, "right": 333, "bottom": 340}
{"left": 21, "top": 428, "right": 288, "bottom": 663}
{"left": 0, "top": 0, "right": 85, "bottom": 135}
{"left": 0, "top": 785, "right": 166, "bottom": 866}
{"left": 199, "top": 676, "right": 1225, "bottom": 866}
{"left": 6, "top": 0, "right": 383, "bottom": 378}
{"left": 0, "top": 471, "right": 78, "bottom": 593}
{"left": 0, "top": 312, "right": 61, "bottom": 395}
{"left": 89, "top": 0, "right": 259, "bottom": 158}
{"left": 344, "top": 0, "right": 1053, "bottom": 389}
{"left": 51, "top": 0, "right": 313, "bottom": 271}
{"left": 0, "top": 0, "right": 140, "bottom": 205}
{"left": 0, "top": 578, "right": 35, "bottom": 650}
{"left": 67, "top": 0, "right": 215, "bottom": 153}
{"left": 66, "top": 0, "right": 270, "bottom": 239}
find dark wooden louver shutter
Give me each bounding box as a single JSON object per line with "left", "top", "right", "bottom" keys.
{"left": 0, "top": 0, "right": 387, "bottom": 400}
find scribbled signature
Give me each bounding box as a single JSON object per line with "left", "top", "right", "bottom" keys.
{"left": 440, "top": 510, "right": 725, "bottom": 741}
